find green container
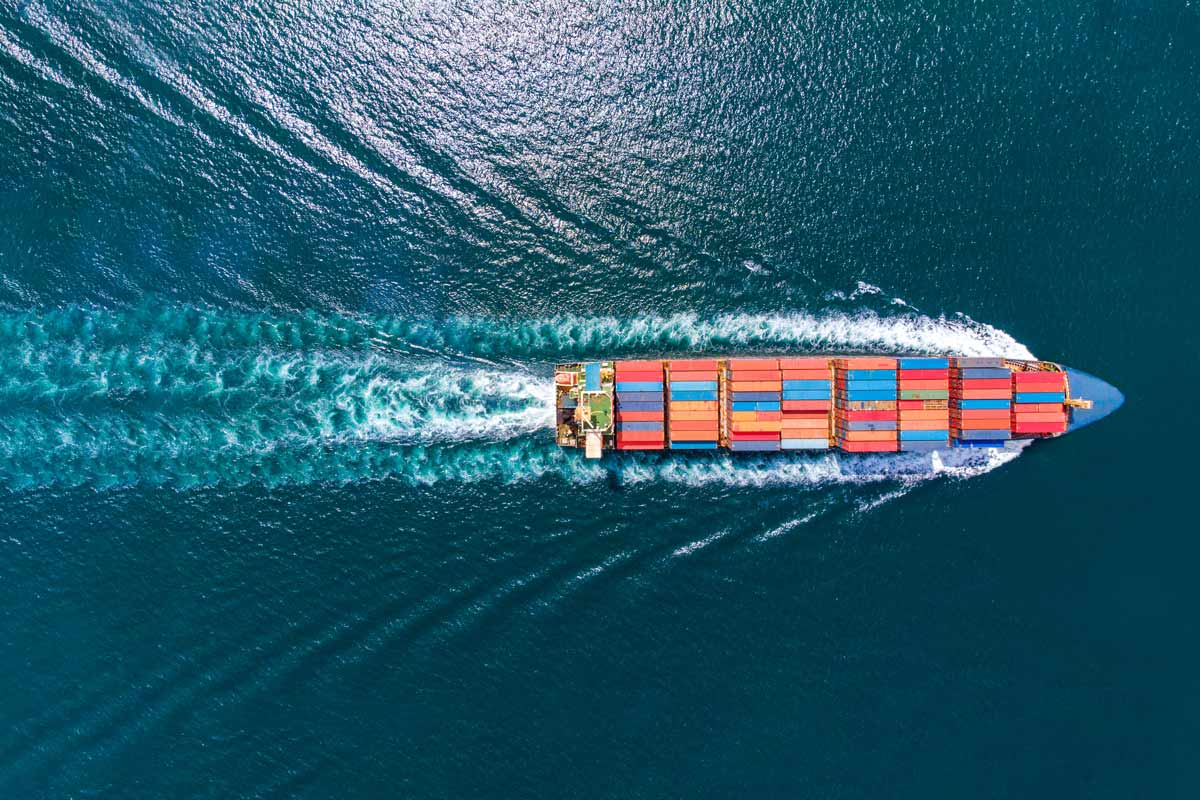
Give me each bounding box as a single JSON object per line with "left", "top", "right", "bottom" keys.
{"left": 900, "top": 389, "right": 950, "bottom": 400}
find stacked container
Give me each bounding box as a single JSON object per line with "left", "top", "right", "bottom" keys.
{"left": 950, "top": 357, "right": 1012, "bottom": 446}
{"left": 667, "top": 359, "right": 719, "bottom": 450}
{"left": 1011, "top": 371, "right": 1069, "bottom": 434}
{"left": 779, "top": 357, "right": 832, "bottom": 449}
{"left": 725, "top": 358, "right": 782, "bottom": 452}
{"left": 897, "top": 357, "right": 950, "bottom": 451}
{"left": 613, "top": 360, "right": 665, "bottom": 450}
{"left": 834, "top": 357, "right": 899, "bottom": 452}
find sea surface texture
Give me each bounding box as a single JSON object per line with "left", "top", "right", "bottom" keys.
{"left": 2, "top": 2, "right": 1198, "bottom": 798}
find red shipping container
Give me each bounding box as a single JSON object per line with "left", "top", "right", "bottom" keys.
{"left": 669, "top": 430, "right": 718, "bottom": 441}
{"left": 616, "top": 441, "right": 665, "bottom": 451}
{"left": 1013, "top": 421, "right": 1068, "bottom": 433}
{"left": 782, "top": 400, "right": 832, "bottom": 411}
{"left": 952, "top": 379, "right": 1011, "bottom": 389}
{"left": 957, "top": 389, "right": 1013, "bottom": 400}
{"left": 668, "top": 370, "right": 717, "bottom": 381}
{"left": 730, "top": 432, "right": 780, "bottom": 441}
{"left": 670, "top": 419, "right": 721, "bottom": 431}
{"left": 615, "top": 360, "right": 662, "bottom": 371}
{"left": 1013, "top": 402, "right": 1065, "bottom": 412}
{"left": 727, "top": 370, "right": 781, "bottom": 381}
{"left": 777, "top": 357, "right": 830, "bottom": 369}
{"left": 614, "top": 370, "right": 664, "bottom": 382}
{"left": 897, "top": 400, "right": 926, "bottom": 410}
{"left": 780, "top": 369, "right": 831, "bottom": 379}
{"left": 952, "top": 418, "right": 1012, "bottom": 431}
{"left": 898, "top": 369, "right": 950, "bottom": 379}
{"left": 840, "top": 441, "right": 899, "bottom": 452}
{"left": 617, "top": 430, "right": 666, "bottom": 443}
{"left": 616, "top": 411, "right": 664, "bottom": 422}
{"left": 727, "top": 359, "right": 779, "bottom": 370}
{"left": 951, "top": 409, "right": 1011, "bottom": 420}
{"left": 668, "top": 359, "right": 719, "bottom": 371}
{"left": 1012, "top": 372, "right": 1067, "bottom": 385}
{"left": 839, "top": 410, "right": 899, "bottom": 421}
{"left": 1011, "top": 411, "right": 1068, "bottom": 422}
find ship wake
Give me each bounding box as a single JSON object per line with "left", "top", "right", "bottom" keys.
{"left": 0, "top": 303, "right": 1032, "bottom": 490}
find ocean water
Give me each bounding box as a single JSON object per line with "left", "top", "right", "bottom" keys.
{"left": 1, "top": 2, "right": 1198, "bottom": 798}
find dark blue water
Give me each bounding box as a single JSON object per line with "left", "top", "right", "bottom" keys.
{"left": 2, "top": 2, "right": 1198, "bottom": 797}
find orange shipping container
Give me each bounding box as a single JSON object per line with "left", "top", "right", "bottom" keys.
{"left": 732, "top": 421, "right": 782, "bottom": 433}
{"left": 898, "top": 419, "right": 950, "bottom": 431}
{"left": 837, "top": 430, "right": 898, "bottom": 442}
{"left": 777, "top": 357, "right": 830, "bottom": 369}
{"left": 671, "top": 410, "right": 719, "bottom": 421}
{"left": 669, "top": 401, "right": 719, "bottom": 411}
{"left": 898, "top": 409, "right": 950, "bottom": 420}
{"left": 670, "top": 419, "right": 722, "bottom": 431}
{"left": 669, "top": 370, "right": 718, "bottom": 381}
{"left": 669, "top": 430, "right": 719, "bottom": 441}
{"left": 835, "top": 357, "right": 897, "bottom": 369}
{"left": 729, "top": 380, "right": 783, "bottom": 391}
{"left": 780, "top": 369, "right": 831, "bottom": 379}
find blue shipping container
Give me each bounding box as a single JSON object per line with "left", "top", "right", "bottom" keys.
{"left": 898, "top": 357, "right": 949, "bottom": 369}
{"left": 782, "top": 380, "right": 831, "bottom": 391}
{"left": 670, "top": 390, "right": 718, "bottom": 402}
{"left": 730, "top": 440, "right": 782, "bottom": 452}
{"left": 899, "top": 429, "right": 949, "bottom": 441}
{"left": 616, "top": 421, "right": 664, "bottom": 432}
{"left": 953, "top": 440, "right": 1007, "bottom": 448}
{"left": 617, "top": 401, "right": 664, "bottom": 412}
{"left": 838, "top": 379, "right": 895, "bottom": 390}
{"left": 731, "top": 391, "right": 779, "bottom": 402}
{"left": 615, "top": 381, "right": 663, "bottom": 392}
{"left": 900, "top": 440, "right": 945, "bottom": 451}
{"left": 960, "top": 368, "right": 1012, "bottom": 379}
{"left": 842, "top": 420, "right": 898, "bottom": 431}
{"left": 1014, "top": 391, "right": 1065, "bottom": 403}
{"left": 954, "top": 399, "right": 1011, "bottom": 410}
{"left": 780, "top": 438, "right": 830, "bottom": 450}
{"left": 843, "top": 370, "right": 897, "bottom": 380}
{"left": 670, "top": 441, "right": 718, "bottom": 450}
{"left": 837, "top": 390, "right": 898, "bottom": 401}
{"left": 670, "top": 380, "right": 718, "bottom": 391}
{"left": 955, "top": 429, "right": 1012, "bottom": 441}
{"left": 782, "top": 390, "right": 832, "bottom": 400}
{"left": 754, "top": 402, "right": 782, "bottom": 412}
{"left": 615, "top": 391, "right": 662, "bottom": 402}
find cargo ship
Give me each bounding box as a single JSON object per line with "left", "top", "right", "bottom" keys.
{"left": 554, "top": 357, "right": 1122, "bottom": 458}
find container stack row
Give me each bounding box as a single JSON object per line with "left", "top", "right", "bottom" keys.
{"left": 726, "top": 358, "right": 782, "bottom": 452}
{"left": 1011, "top": 371, "right": 1068, "bottom": 434}
{"left": 950, "top": 357, "right": 1012, "bottom": 447}
{"left": 779, "top": 357, "right": 832, "bottom": 450}
{"left": 897, "top": 357, "right": 950, "bottom": 451}
{"left": 613, "top": 360, "right": 665, "bottom": 450}
{"left": 834, "top": 357, "right": 899, "bottom": 452}
{"left": 667, "top": 359, "right": 719, "bottom": 450}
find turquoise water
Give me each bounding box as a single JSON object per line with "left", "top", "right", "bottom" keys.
{"left": 2, "top": 2, "right": 1198, "bottom": 797}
